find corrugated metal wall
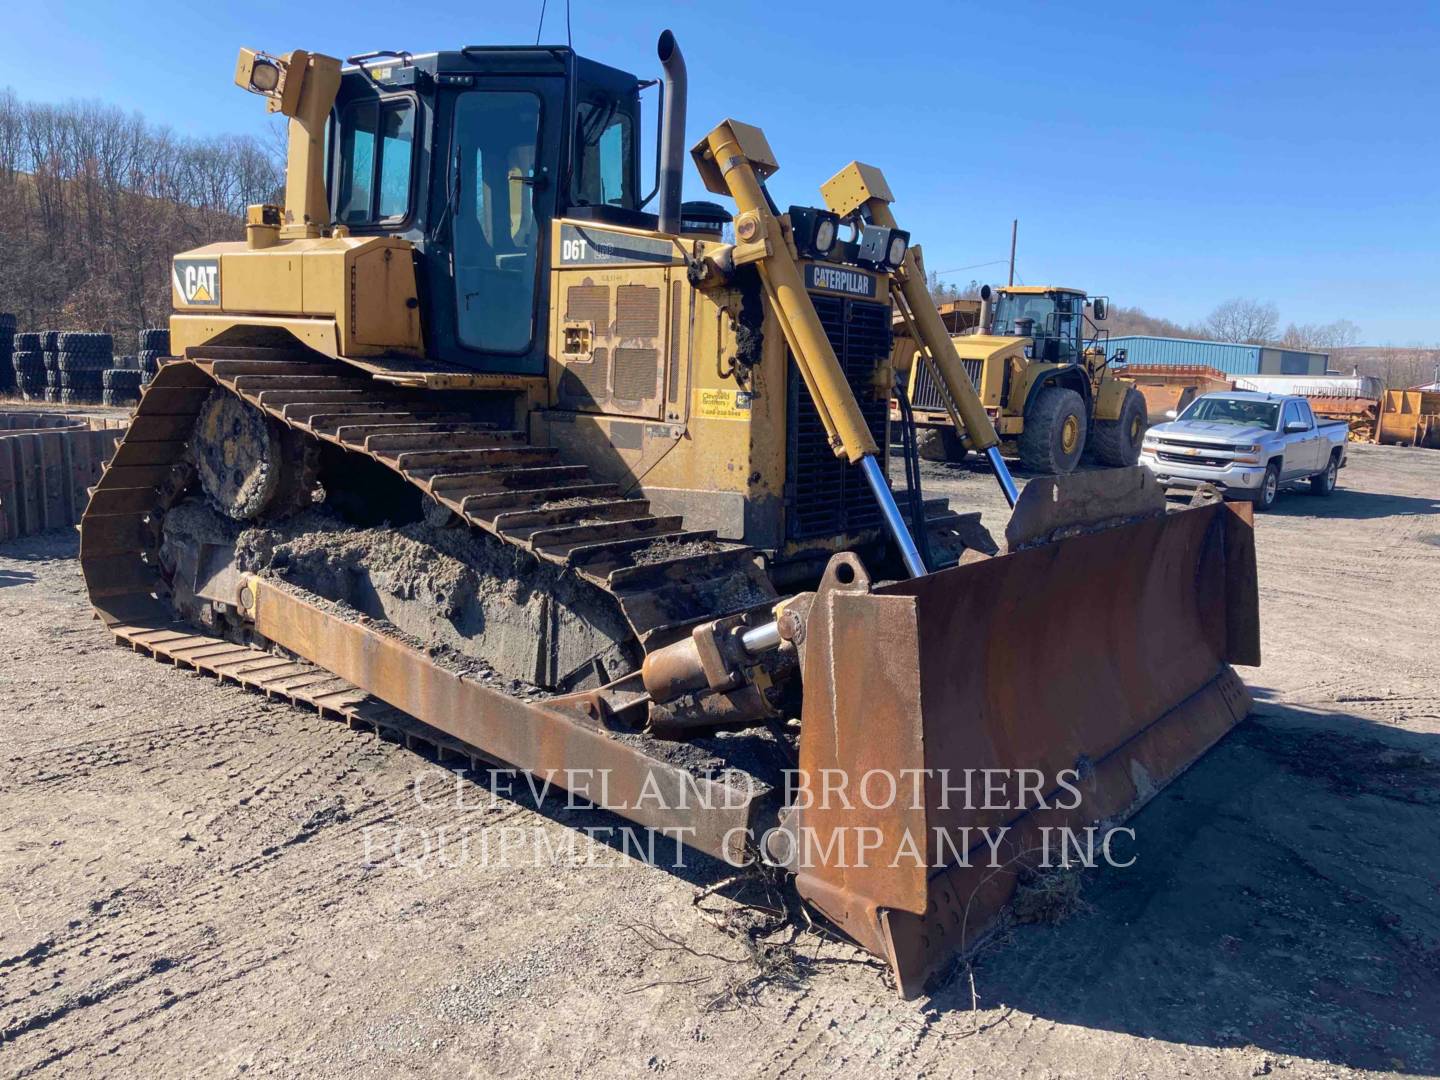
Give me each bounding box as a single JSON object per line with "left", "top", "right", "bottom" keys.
{"left": 1258, "top": 348, "right": 1329, "bottom": 375}
{"left": 1105, "top": 336, "right": 1262, "bottom": 376}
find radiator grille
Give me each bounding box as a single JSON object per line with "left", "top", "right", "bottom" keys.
{"left": 613, "top": 347, "right": 660, "bottom": 403}
{"left": 911, "top": 356, "right": 982, "bottom": 411}
{"left": 615, "top": 285, "right": 661, "bottom": 338}
{"left": 787, "top": 296, "right": 890, "bottom": 541}
{"left": 558, "top": 348, "right": 610, "bottom": 407}
{"left": 566, "top": 284, "right": 610, "bottom": 328}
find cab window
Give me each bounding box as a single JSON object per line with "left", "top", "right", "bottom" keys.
{"left": 572, "top": 98, "right": 634, "bottom": 208}
{"left": 336, "top": 97, "right": 416, "bottom": 223}
{"left": 452, "top": 90, "right": 543, "bottom": 354}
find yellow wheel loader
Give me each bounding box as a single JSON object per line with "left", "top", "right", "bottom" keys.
{"left": 80, "top": 32, "right": 1258, "bottom": 996}
{"left": 900, "top": 284, "right": 1149, "bottom": 474}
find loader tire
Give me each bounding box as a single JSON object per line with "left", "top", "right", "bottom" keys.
{"left": 1089, "top": 387, "right": 1148, "bottom": 467}
{"left": 1019, "top": 386, "right": 1087, "bottom": 475}
{"left": 915, "top": 426, "right": 969, "bottom": 463}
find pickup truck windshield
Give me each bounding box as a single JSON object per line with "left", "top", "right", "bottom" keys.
{"left": 1179, "top": 397, "right": 1280, "bottom": 429}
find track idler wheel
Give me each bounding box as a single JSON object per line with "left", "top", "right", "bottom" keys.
{"left": 193, "top": 389, "right": 316, "bottom": 520}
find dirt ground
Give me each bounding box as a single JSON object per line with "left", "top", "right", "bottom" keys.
{"left": 1, "top": 442, "right": 1437, "bottom": 1078}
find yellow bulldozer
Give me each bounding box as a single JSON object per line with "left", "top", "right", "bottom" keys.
{"left": 79, "top": 32, "right": 1259, "bottom": 996}
{"left": 899, "top": 283, "right": 1149, "bottom": 474}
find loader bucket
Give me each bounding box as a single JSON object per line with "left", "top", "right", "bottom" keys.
{"left": 779, "top": 497, "right": 1259, "bottom": 997}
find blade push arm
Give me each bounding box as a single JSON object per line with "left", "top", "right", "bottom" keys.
{"left": 693, "top": 121, "right": 927, "bottom": 576}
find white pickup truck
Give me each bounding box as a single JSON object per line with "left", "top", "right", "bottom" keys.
{"left": 1138, "top": 391, "right": 1349, "bottom": 509}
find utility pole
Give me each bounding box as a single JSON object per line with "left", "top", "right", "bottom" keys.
{"left": 1007, "top": 219, "right": 1018, "bottom": 287}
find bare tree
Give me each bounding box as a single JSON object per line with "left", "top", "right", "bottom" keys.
{"left": 1104, "top": 304, "right": 1212, "bottom": 340}
{"left": 1205, "top": 297, "right": 1279, "bottom": 344}
{"left": 1279, "top": 319, "right": 1360, "bottom": 351}
{"left": 0, "top": 89, "right": 281, "bottom": 339}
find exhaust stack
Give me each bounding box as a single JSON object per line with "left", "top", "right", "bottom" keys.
{"left": 977, "top": 283, "right": 994, "bottom": 334}
{"left": 656, "top": 30, "right": 687, "bottom": 236}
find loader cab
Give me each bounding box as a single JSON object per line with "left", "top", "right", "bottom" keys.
{"left": 327, "top": 47, "right": 647, "bottom": 375}
{"left": 991, "top": 287, "right": 1088, "bottom": 366}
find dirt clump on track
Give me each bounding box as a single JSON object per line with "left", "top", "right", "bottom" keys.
{"left": 0, "top": 443, "right": 1437, "bottom": 1077}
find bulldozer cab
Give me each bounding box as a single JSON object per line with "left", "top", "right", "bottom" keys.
{"left": 328, "top": 48, "right": 645, "bottom": 375}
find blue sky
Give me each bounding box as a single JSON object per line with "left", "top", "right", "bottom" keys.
{"left": 8, "top": 0, "right": 1438, "bottom": 343}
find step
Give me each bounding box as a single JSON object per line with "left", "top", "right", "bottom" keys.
{"left": 458, "top": 482, "right": 620, "bottom": 516}
{"left": 493, "top": 499, "right": 652, "bottom": 537}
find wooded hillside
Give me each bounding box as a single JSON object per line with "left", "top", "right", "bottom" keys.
{"left": 0, "top": 90, "right": 280, "bottom": 340}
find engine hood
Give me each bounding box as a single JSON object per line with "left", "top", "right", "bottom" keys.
{"left": 1148, "top": 420, "right": 1273, "bottom": 445}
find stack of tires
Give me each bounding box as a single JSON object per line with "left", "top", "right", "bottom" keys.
{"left": 102, "top": 367, "right": 144, "bottom": 407}
{"left": 138, "top": 327, "right": 169, "bottom": 387}
{"left": 54, "top": 333, "right": 113, "bottom": 405}
{"left": 41, "top": 332, "right": 63, "bottom": 401}
{"left": 0, "top": 315, "right": 15, "bottom": 395}
{"left": 12, "top": 332, "right": 46, "bottom": 400}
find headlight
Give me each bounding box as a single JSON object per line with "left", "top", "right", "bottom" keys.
{"left": 250, "top": 59, "right": 281, "bottom": 92}
{"left": 885, "top": 231, "right": 909, "bottom": 269}
{"left": 1232, "top": 443, "right": 1262, "bottom": 465}
{"left": 786, "top": 206, "right": 841, "bottom": 259}
{"left": 814, "top": 217, "right": 836, "bottom": 254}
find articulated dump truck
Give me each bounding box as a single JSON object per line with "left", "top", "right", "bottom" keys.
{"left": 78, "top": 32, "right": 1259, "bottom": 995}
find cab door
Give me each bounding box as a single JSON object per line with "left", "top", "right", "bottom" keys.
{"left": 1279, "top": 399, "right": 1316, "bottom": 476}
{"left": 1296, "top": 400, "right": 1326, "bottom": 472}
{"left": 428, "top": 78, "right": 565, "bottom": 375}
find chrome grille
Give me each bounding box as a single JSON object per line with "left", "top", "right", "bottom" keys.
{"left": 911, "top": 356, "right": 982, "bottom": 411}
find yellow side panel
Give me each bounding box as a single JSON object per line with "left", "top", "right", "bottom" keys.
{"left": 300, "top": 248, "right": 342, "bottom": 316}
{"left": 170, "top": 314, "right": 339, "bottom": 357}
{"left": 220, "top": 249, "right": 305, "bottom": 314}
{"left": 347, "top": 245, "right": 422, "bottom": 350}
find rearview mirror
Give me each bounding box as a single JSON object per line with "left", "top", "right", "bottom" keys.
{"left": 1092, "top": 296, "right": 1108, "bottom": 320}
{"left": 1164, "top": 409, "right": 1178, "bottom": 420}
{"left": 1285, "top": 420, "right": 1308, "bottom": 433}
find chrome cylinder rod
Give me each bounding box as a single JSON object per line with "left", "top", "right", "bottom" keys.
{"left": 986, "top": 445, "right": 1020, "bottom": 508}
{"left": 740, "top": 620, "right": 782, "bottom": 655}
{"left": 860, "top": 453, "right": 927, "bottom": 578}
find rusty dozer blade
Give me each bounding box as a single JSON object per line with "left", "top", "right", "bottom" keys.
{"left": 773, "top": 489, "right": 1259, "bottom": 998}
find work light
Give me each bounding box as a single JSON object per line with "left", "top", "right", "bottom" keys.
{"left": 250, "top": 60, "right": 281, "bottom": 92}
{"left": 787, "top": 206, "right": 841, "bottom": 259}
{"left": 884, "top": 230, "right": 909, "bottom": 270}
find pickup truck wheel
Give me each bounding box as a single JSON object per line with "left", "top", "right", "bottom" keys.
{"left": 1255, "top": 463, "right": 1280, "bottom": 510}
{"left": 1310, "top": 454, "right": 1339, "bottom": 496}
{"left": 1019, "top": 387, "right": 1087, "bottom": 474}
{"left": 1089, "top": 387, "right": 1149, "bottom": 466}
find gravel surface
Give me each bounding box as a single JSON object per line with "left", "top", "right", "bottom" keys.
{"left": 0, "top": 443, "right": 1436, "bottom": 1077}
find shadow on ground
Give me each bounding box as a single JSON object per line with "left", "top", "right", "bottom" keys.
{"left": 928, "top": 703, "right": 1440, "bottom": 1073}
{"left": 1261, "top": 487, "right": 1440, "bottom": 520}
{"left": 0, "top": 568, "right": 36, "bottom": 587}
